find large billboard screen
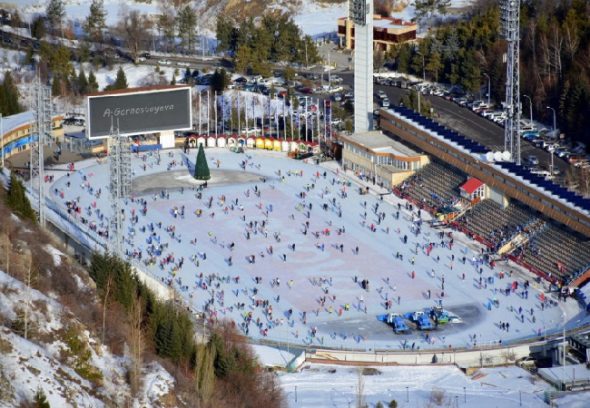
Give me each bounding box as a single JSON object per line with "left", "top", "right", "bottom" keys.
{"left": 87, "top": 86, "right": 192, "bottom": 139}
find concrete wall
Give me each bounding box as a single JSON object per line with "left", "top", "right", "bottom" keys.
{"left": 306, "top": 343, "right": 532, "bottom": 368}
{"left": 131, "top": 265, "right": 174, "bottom": 301}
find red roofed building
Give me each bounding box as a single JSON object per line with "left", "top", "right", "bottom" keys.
{"left": 460, "top": 177, "right": 485, "bottom": 202}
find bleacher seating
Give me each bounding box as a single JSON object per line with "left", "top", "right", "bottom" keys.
{"left": 399, "top": 161, "right": 465, "bottom": 209}
{"left": 457, "top": 200, "right": 538, "bottom": 249}
{"left": 519, "top": 223, "right": 590, "bottom": 281}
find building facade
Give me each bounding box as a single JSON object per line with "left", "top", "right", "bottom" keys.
{"left": 0, "top": 111, "right": 64, "bottom": 161}
{"left": 338, "top": 15, "right": 417, "bottom": 52}
{"left": 340, "top": 130, "right": 429, "bottom": 188}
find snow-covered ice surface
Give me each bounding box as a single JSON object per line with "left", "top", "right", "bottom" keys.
{"left": 279, "top": 363, "right": 554, "bottom": 407}
{"left": 553, "top": 391, "right": 590, "bottom": 408}
{"left": 252, "top": 344, "right": 297, "bottom": 368}
{"left": 41, "top": 149, "right": 587, "bottom": 351}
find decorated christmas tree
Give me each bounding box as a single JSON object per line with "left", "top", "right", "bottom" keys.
{"left": 194, "top": 144, "right": 211, "bottom": 180}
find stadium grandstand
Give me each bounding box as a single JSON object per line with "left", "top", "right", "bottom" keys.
{"left": 376, "top": 105, "right": 590, "bottom": 289}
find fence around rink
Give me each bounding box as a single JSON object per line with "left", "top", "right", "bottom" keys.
{"left": 8, "top": 161, "right": 590, "bottom": 369}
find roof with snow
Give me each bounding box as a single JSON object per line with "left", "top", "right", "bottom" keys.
{"left": 340, "top": 130, "right": 421, "bottom": 158}
{"left": 1, "top": 111, "right": 64, "bottom": 136}
{"left": 460, "top": 177, "right": 484, "bottom": 195}
{"left": 2, "top": 111, "right": 34, "bottom": 134}
{"left": 338, "top": 15, "right": 417, "bottom": 32}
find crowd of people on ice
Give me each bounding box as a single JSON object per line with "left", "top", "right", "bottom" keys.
{"left": 45, "top": 149, "right": 568, "bottom": 349}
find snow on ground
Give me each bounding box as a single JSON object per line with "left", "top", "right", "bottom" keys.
{"left": 80, "top": 62, "right": 180, "bottom": 90}
{"left": 13, "top": 0, "right": 161, "bottom": 27}
{"left": 42, "top": 149, "right": 586, "bottom": 351}
{"left": 0, "top": 270, "right": 63, "bottom": 332}
{"left": 293, "top": 0, "right": 348, "bottom": 37}
{"left": 293, "top": 0, "right": 476, "bottom": 36}
{"left": 553, "top": 391, "right": 590, "bottom": 408}
{"left": 44, "top": 245, "right": 64, "bottom": 267}
{"left": 279, "top": 363, "right": 551, "bottom": 408}
{"left": 0, "top": 329, "right": 108, "bottom": 407}
{"left": 134, "top": 362, "right": 175, "bottom": 408}
{"left": 252, "top": 344, "right": 297, "bottom": 368}
{"left": 0, "top": 269, "right": 131, "bottom": 406}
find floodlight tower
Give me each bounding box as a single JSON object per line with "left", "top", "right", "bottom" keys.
{"left": 350, "top": 0, "right": 373, "bottom": 132}
{"left": 501, "top": 0, "right": 521, "bottom": 165}
{"left": 30, "top": 78, "right": 52, "bottom": 226}
{"left": 108, "top": 123, "right": 132, "bottom": 258}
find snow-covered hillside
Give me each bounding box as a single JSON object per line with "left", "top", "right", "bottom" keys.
{"left": 0, "top": 211, "right": 177, "bottom": 407}
{"left": 6, "top": 0, "right": 476, "bottom": 38}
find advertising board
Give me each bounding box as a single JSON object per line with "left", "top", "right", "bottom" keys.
{"left": 87, "top": 86, "right": 192, "bottom": 139}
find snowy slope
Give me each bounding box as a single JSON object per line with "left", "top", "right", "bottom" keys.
{"left": 279, "top": 363, "right": 552, "bottom": 408}
{"left": 7, "top": 0, "right": 476, "bottom": 38}
{"left": 0, "top": 264, "right": 175, "bottom": 407}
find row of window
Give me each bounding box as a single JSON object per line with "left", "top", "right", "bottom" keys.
{"left": 344, "top": 141, "right": 412, "bottom": 171}
{"left": 382, "top": 115, "right": 590, "bottom": 231}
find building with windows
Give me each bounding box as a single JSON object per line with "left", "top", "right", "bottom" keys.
{"left": 340, "top": 130, "right": 429, "bottom": 188}
{"left": 337, "top": 15, "right": 417, "bottom": 52}
{"left": 0, "top": 111, "right": 64, "bottom": 161}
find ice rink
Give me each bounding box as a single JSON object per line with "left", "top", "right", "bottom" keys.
{"left": 44, "top": 148, "right": 583, "bottom": 350}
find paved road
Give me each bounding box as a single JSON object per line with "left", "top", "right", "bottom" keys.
{"left": 339, "top": 73, "right": 569, "bottom": 178}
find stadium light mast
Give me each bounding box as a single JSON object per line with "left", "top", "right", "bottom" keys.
{"left": 350, "top": 0, "right": 373, "bottom": 132}
{"left": 501, "top": 0, "right": 521, "bottom": 165}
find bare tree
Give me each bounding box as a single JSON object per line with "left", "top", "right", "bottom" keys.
{"left": 118, "top": 9, "right": 151, "bottom": 62}
{"left": 129, "top": 295, "right": 144, "bottom": 394}
{"left": 23, "top": 251, "right": 33, "bottom": 340}
{"left": 551, "top": 24, "right": 563, "bottom": 79}
{"left": 101, "top": 273, "right": 113, "bottom": 344}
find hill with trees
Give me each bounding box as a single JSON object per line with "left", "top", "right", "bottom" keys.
{"left": 216, "top": 11, "right": 320, "bottom": 76}
{"left": 384, "top": 0, "right": 590, "bottom": 143}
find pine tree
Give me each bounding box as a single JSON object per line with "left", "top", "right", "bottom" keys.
{"left": 210, "top": 69, "right": 229, "bottom": 93}
{"left": 176, "top": 5, "right": 197, "bottom": 52}
{"left": 107, "top": 67, "right": 127, "bottom": 91}
{"left": 33, "top": 387, "right": 50, "bottom": 408}
{"left": 6, "top": 173, "right": 37, "bottom": 223}
{"left": 78, "top": 67, "right": 88, "bottom": 95}
{"left": 85, "top": 0, "right": 106, "bottom": 43}
{"left": 46, "top": 0, "right": 65, "bottom": 34}
{"left": 88, "top": 70, "right": 99, "bottom": 93}
{"left": 51, "top": 75, "right": 62, "bottom": 97}
{"left": 31, "top": 16, "right": 46, "bottom": 40}
{"left": 194, "top": 144, "right": 211, "bottom": 181}
{"left": 1, "top": 72, "right": 22, "bottom": 115}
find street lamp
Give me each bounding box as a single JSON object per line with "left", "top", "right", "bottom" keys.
{"left": 523, "top": 95, "right": 533, "bottom": 126}
{"left": 561, "top": 308, "right": 567, "bottom": 391}
{"left": 546, "top": 106, "right": 557, "bottom": 133}
{"left": 483, "top": 73, "right": 491, "bottom": 106}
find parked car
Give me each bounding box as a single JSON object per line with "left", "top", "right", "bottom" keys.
{"left": 381, "top": 98, "right": 390, "bottom": 108}
{"left": 526, "top": 155, "right": 539, "bottom": 166}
